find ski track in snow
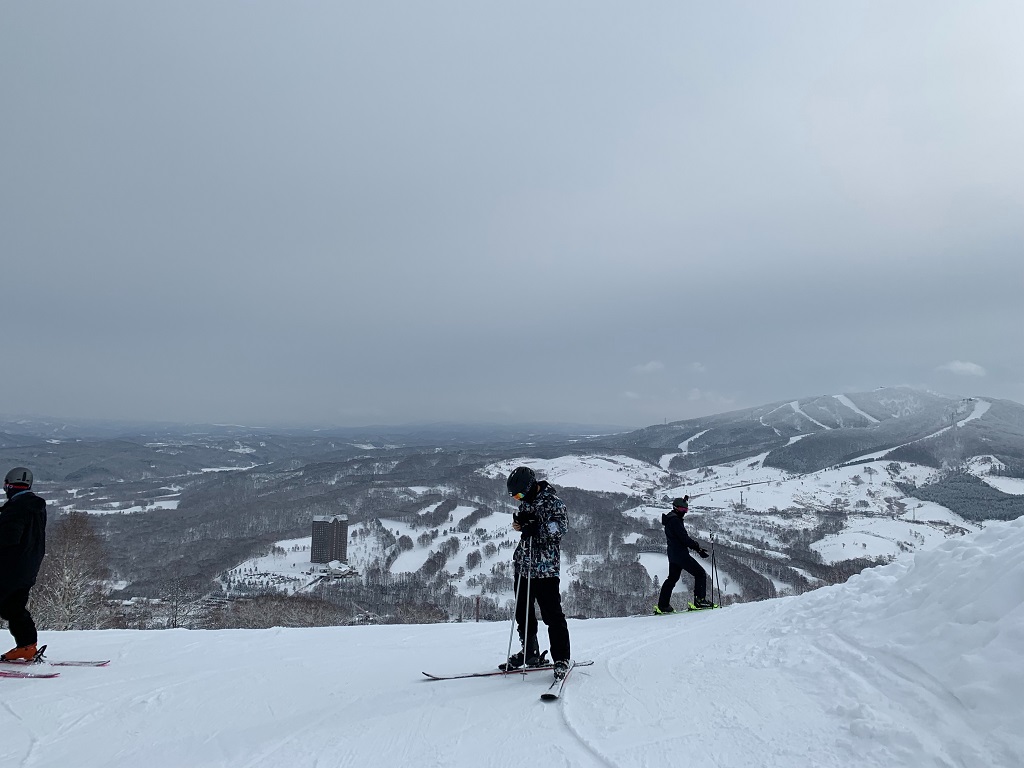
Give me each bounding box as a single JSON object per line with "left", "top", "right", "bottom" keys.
{"left": 821, "top": 631, "right": 987, "bottom": 766}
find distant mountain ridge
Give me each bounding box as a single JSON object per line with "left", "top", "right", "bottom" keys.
{"left": 11, "top": 386, "right": 1024, "bottom": 624}
{"left": 0, "top": 415, "right": 628, "bottom": 443}
{"left": 602, "top": 387, "right": 1024, "bottom": 477}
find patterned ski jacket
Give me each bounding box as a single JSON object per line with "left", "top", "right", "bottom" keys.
{"left": 661, "top": 511, "right": 702, "bottom": 564}
{"left": 512, "top": 482, "right": 568, "bottom": 579}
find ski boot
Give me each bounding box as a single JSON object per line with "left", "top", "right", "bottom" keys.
{"left": 653, "top": 605, "right": 675, "bottom": 615}
{"left": 500, "top": 637, "right": 546, "bottom": 671}
{"left": 553, "top": 660, "right": 570, "bottom": 680}
{"left": 690, "top": 597, "right": 715, "bottom": 610}
{"left": 1, "top": 643, "right": 39, "bottom": 663}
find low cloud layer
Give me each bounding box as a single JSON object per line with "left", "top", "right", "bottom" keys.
{"left": 938, "top": 361, "right": 988, "bottom": 377}
{"left": 1, "top": 3, "right": 1021, "bottom": 428}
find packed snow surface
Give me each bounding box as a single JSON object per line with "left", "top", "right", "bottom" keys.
{"left": 5, "top": 520, "right": 1022, "bottom": 768}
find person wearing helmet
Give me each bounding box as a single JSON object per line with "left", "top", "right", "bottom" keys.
{"left": 503, "top": 466, "right": 571, "bottom": 680}
{"left": 0, "top": 467, "right": 47, "bottom": 662}
{"left": 655, "top": 495, "right": 713, "bottom": 614}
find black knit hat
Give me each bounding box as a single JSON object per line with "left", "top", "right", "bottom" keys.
{"left": 672, "top": 496, "right": 688, "bottom": 510}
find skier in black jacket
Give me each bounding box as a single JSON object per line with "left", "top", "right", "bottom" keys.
{"left": 0, "top": 467, "right": 47, "bottom": 661}
{"left": 656, "top": 496, "right": 713, "bottom": 613}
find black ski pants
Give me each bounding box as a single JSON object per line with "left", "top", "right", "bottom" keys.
{"left": 0, "top": 587, "right": 37, "bottom": 647}
{"left": 514, "top": 574, "right": 570, "bottom": 663}
{"left": 658, "top": 553, "right": 707, "bottom": 609}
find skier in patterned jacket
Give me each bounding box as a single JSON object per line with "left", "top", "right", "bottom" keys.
{"left": 503, "top": 466, "right": 571, "bottom": 679}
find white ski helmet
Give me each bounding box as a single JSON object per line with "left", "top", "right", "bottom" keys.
{"left": 4, "top": 467, "right": 33, "bottom": 489}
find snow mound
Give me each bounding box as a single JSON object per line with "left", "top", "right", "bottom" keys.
{"left": 816, "top": 518, "right": 1024, "bottom": 735}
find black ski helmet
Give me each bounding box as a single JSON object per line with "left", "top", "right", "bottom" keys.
{"left": 506, "top": 466, "right": 536, "bottom": 497}
{"left": 4, "top": 467, "right": 33, "bottom": 489}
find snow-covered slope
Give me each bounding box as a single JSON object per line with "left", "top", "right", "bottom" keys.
{"left": 7, "top": 519, "right": 1022, "bottom": 768}
{"left": 230, "top": 446, "right": 1006, "bottom": 602}
{"left": 484, "top": 454, "right": 670, "bottom": 496}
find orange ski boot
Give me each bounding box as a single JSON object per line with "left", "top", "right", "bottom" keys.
{"left": 1, "top": 643, "right": 39, "bottom": 663}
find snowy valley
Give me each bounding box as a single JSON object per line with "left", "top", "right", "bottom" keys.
{"left": 6, "top": 386, "right": 1024, "bottom": 626}
{"left": 223, "top": 390, "right": 1024, "bottom": 619}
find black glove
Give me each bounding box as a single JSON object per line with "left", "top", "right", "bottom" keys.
{"left": 698, "top": 548, "right": 709, "bottom": 559}
{"left": 514, "top": 510, "right": 540, "bottom": 537}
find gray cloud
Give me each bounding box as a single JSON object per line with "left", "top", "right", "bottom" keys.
{"left": 2, "top": 2, "right": 1022, "bottom": 428}
{"left": 938, "top": 361, "right": 988, "bottom": 377}
{"left": 632, "top": 362, "right": 665, "bottom": 375}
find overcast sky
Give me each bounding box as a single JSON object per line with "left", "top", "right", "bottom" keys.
{"left": 2, "top": 2, "right": 1022, "bottom": 429}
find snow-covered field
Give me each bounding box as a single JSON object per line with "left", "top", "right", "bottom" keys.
{"left": 232, "top": 503, "right": 518, "bottom": 598}
{"left": 220, "top": 537, "right": 324, "bottom": 595}
{"left": 67, "top": 498, "right": 182, "bottom": 515}
{"left": 482, "top": 448, "right": 997, "bottom": 572}
{"left": 983, "top": 475, "right": 1024, "bottom": 495}
{"left": 6, "top": 518, "right": 1022, "bottom": 768}
{"left": 482, "top": 455, "right": 670, "bottom": 496}
{"left": 56, "top": 486, "right": 185, "bottom": 516}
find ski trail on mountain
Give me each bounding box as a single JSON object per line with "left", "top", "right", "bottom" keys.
{"left": 790, "top": 400, "right": 831, "bottom": 429}
{"left": 833, "top": 394, "right": 880, "bottom": 423}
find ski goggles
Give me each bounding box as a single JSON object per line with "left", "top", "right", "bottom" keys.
{"left": 510, "top": 491, "right": 526, "bottom": 501}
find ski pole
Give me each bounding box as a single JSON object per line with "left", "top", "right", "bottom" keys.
{"left": 504, "top": 537, "right": 533, "bottom": 673}
{"left": 709, "top": 533, "right": 715, "bottom": 606}
{"left": 711, "top": 533, "right": 722, "bottom": 607}
{"left": 520, "top": 537, "right": 533, "bottom": 676}
{"left": 505, "top": 560, "right": 525, "bottom": 669}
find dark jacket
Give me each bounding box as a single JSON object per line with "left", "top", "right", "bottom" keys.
{"left": 661, "top": 510, "right": 701, "bottom": 564}
{"left": 0, "top": 490, "right": 47, "bottom": 592}
{"left": 513, "top": 482, "right": 568, "bottom": 579}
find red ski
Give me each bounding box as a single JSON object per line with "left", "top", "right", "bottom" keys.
{"left": 0, "top": 668, "right": 60, "bottom": 679}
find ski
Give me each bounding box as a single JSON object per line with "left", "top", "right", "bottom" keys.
{"left": 423, "top": 659, "right": 593, "bottom": 682}
{"left": 652, "top": 606, "right": 685, "bottom": 616}
{"left": 686, "top": 601, "right": 720, "bottom": 611}
{"left": 423, "top": 665, "right": 554, "bottom": 681}
{"left": 0, "top": 644, "right": 110, "bottom": 668}
{"left": 650, "top": 603, "right": 720, "bottom": 616}
{"left": 541, "top": 661, "right": 583, "bottom": 701}
{"left": 0, "top": 668, "right": 60, "bottom": 679}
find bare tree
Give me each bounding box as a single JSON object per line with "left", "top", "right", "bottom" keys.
{"left": 159, "top": 573, "right": 210, "bottom": 629}
{"left": 33, "top": 512, "right": 111, "bottom": 630}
